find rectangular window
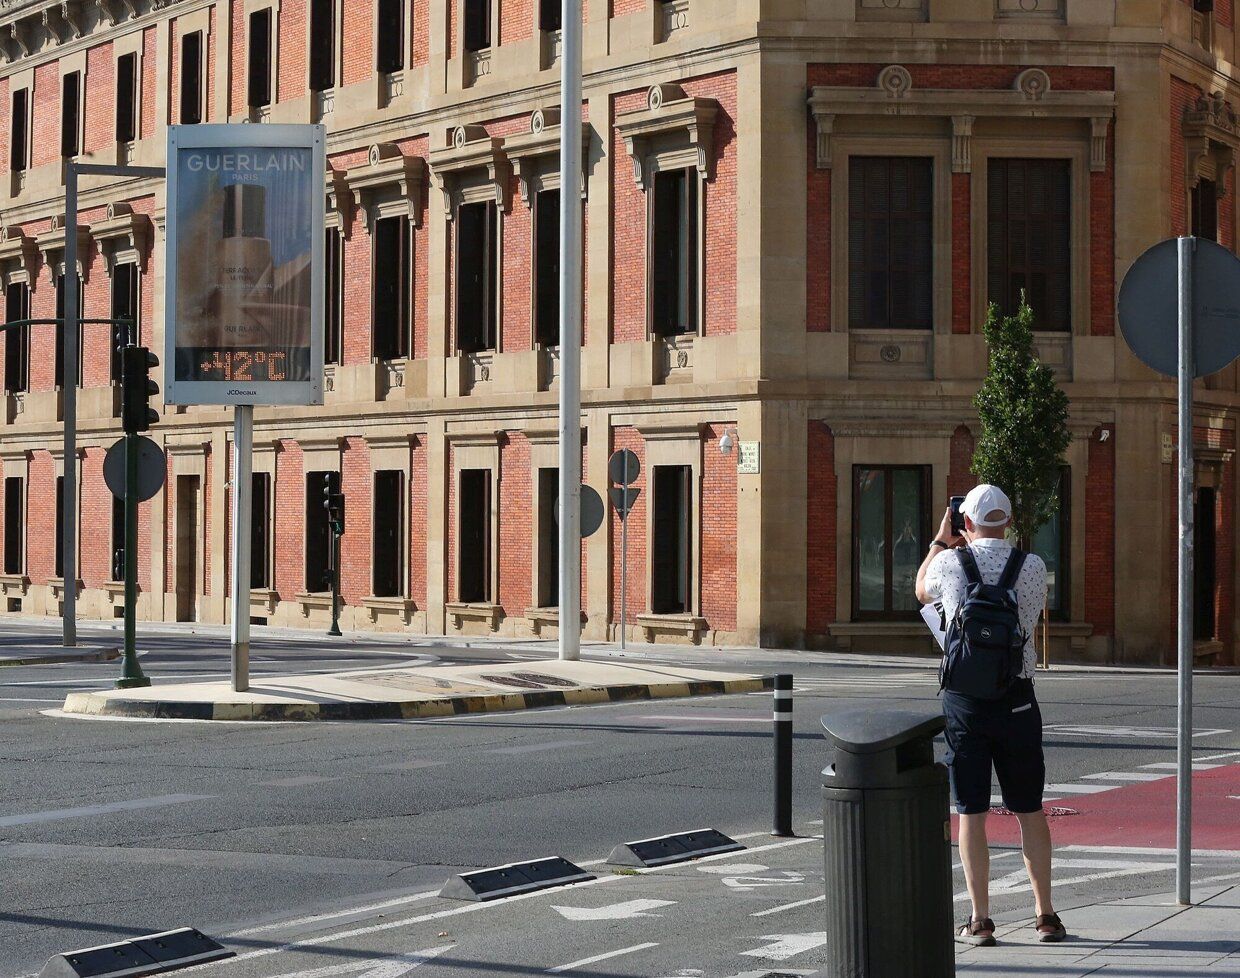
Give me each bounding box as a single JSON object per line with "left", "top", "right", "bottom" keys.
{"left": 54, "top": 475, "right": 64, "bottom": 579}
{"left": 111, "top": 494, "right": 125, "bottom": 581}
{"left": 373, "top": 470, "right": 403, "bottom": 598}
{"left": 1195, "top": 485, "right": 1217, "bottom": 641}
{"left": 535, "top": 189, "right": 560, "bottom": 346}
{"left": 180, "top": 31, "right": 203, "bottom": 124}
{"left": 464, "top": 0, "right": 491, "bottom": 51}
{"left": 1030, "top": 468, "right": 1070, "bottom": 619}
{"left": 651, "top": 169, "right": 698, "bottom": 336}
{"left": 55, "top": 274, "right": 66, "bottom": 389}
{"left": 456, "top": 201, "right": 497, "bottom": 352}
{"left": 848, "top": 156, "right": 933, "bottom": 330}
{"left": 540, "top": 0, "right": 561, "bottom": 32}
{"left": 310, "top": 0, "right": 336, "bottom": 91}
{"left": 458, "top": 468, "right": 491, "bottom": 603}
{"left": 325, "top": 229, "right": 343, "bottom": 365}
{"left": 376, "top": 0, "right": 404, "bottom": 73}
{"left": 251, "top": 472, "right": 270, "bottom": 590}
{"left": 11, "top": 88, "right": 28, "bottom": 172}
{"left": 853, "top": 466, "right": 927, "bottom": 619}
{"left": 115, "top": 52, "right": 138, "bottom": 143}
{"left": 305, "top": 471, "right": 335, "bottom": 592}
{"left": 5, "top": 282, "right": 29, "bottom": 394}
{"left": 651, "top": 465, "right": 692, "bottom": 614}
{"left": 988, "top": 158, "right": 1071, "bottom": 331}
{"left": 1192, "top": 179, "right": 1218, "bottom": 241}
{"left": 372, "top": 216, "right": 410, "bottom": 360}
{"left": 248, "top": 9, "right": 273, "bottom": 109}
{"left": 537, "top": 467, "right": 558, "bottom": 606}
{"left": 61, "top": 72, "right": 81, "bottom": 158}
{"left": 111, "top": 263, "right": 139, "bottom": 383}
{"left": 4, "top": 477, "right": 23, "bottom": 574}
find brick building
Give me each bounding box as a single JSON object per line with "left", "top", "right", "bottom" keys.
{"left": 0, "top": 0, "right": 1234, "bottom": 665}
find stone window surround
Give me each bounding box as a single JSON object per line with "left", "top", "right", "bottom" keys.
{"left": 828, "top": 133, "right": 952, "bottom": 340}
{"left": 36, "top": 214, "right": 91, "bottom": 283}
{"left": 367, "top": 431, "right": 421, "bottom": 611}
{"left": 446, "top": 429, "right": 501, "bottom": 614}
{"left": 293, "top": 435, "right": 342, "bottom": 607}
{"left": 0, "top": 449, "right": 28, "bottom": 579}
{"left": 306, "top": 0, "right": 344, "bottom": 92}
{"left": 457, "top": 0, "right": 500, "bottom": 57}
{"left": 243, "top": 0, "right": 280, "bottom": 115}
{"left": 615, "top": 84, "right": 718, "bottom": 342}
{"left": 59, "top": 49, "right": 86, "bottom": 160}
{"left": 636, "top": 421, "right": 704, "bottom": 621}
{"left": 373, "top": 0, "right": 407, "bottom": 75}
{"left": 221, "top": 435, "right": 278, "bottom": 609}
{"left": 113, "top": 28, "right": 143, "bottom": 143}
{"left": 175, "top": 7, "right": 210, "bottom": 126}
{"left": 166, "top": 438, "right": 211, "bottom": 608}
{"left": 430, "top": 125, "right": 509, "bottom": 356}
{"left": 90, "top": 201, "right": 150, "bottom": 275}
{"left": 0, "top": 226, "right": 37, "bottom": 288}
{"left": 7, "top": 67, "right": 34, "bottom": 175}
{"left": 1183, "top": 92, "right": 1239, "bottom": 235}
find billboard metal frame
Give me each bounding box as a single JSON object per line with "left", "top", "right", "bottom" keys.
{"left": 164, "top": 123, "right": 326, "bottom": 407}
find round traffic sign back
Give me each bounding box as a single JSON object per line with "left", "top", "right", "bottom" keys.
{"left": 103, "top": 436, "right": 167, "bottom": 502}
{"left": 1118, "top": 237, "right": 1240, "bottom": 378}
{"left": 608, "top": 449, "right": 640, "bottom": 486}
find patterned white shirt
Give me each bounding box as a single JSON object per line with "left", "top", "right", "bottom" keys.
{"left": 923, "top": 537, "right": 1047, "bottom": 679}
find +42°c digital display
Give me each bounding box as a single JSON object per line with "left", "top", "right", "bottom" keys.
{"left": 192, "top": 348, "right": 291, "bottom": 382}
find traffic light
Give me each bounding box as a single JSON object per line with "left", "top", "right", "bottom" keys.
{"left": 121, "top": 345, "right": 159, "bottom": 433}
{"left": 322, "top": 473, "right": 345, "bottom": 536}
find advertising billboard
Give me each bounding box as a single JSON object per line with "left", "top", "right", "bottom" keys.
{"left": 165, "top": 124, "right": 325, "bottom": 405}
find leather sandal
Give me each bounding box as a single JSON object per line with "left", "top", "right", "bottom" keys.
{"left": 1036, "top": 912, "right": 1067, "bottom": 943}
{"left": 956, "top": 916, "right": 997, "bottom": 946}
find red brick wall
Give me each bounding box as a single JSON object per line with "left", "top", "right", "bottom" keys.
{"left": 84, "top": 42, "right": 113, "bottom": 154}
{"left": 80, "top": 448, "right": 110, "bottom": 586}
{"left": 278, "top": 1, "right": 307, "bottom": 104}
{"left": 0, "top": 76, "right": 9, "bottom": 173}
{"left": 27, "top": 452, "right": 54, "bottom": 583}
{"left": 31, "top": 62, "right": 58, "bottom": 169}
{"left": 203, "top": 449, "right": 213, "bottom": 594}
{"left": 806, "top": 421, "right": 836, "bottom": 636}
{"left": 501, "top": 0, "right": 534, "bottom": 45}
{"left": 502, "top": 176, "right": 533, "bottom": 353}
{"left": 1222, "top": 167, "right": 1236, "bottom": 251}
{"left": 700, "top": 424, "right": 736, "bottom": 632}
{"left": 952, "top": 174, "right": 971, "bottom": 333}
{"left": 610, "top": 427, "right": 646, "bottom": 625}
{"left": 611, "top": 71, "right": 737, "bottom": 342}
{"left": 1217, "top": 453, "right": 1235, "bottom": 661}
{"left": 142, "top": 28, "right": 157, "bottom": 134}
{"left": 1085, "top": 425, "right": 1115, "bottom": 637}
{"left": 409, "top": 435, "right": 427, "bottom": 607}
{"left": 274, "top": 440, "right": 304, "bottom": 597}
{"left": 948, "top": 425, "right": 975, "bottom": 496}
{"left": 446, "top": 443, "right": 456, "bottom": 601}
{"left": 1090, "top": 123, "right": 1115, "bottom": 335}
{"left": 807, "top": 64, "right": 1114, "bottom": 91}
{"left": 498, "top": 432, "right": 531, "bottom": 615}
{"left": 413, "top": 0, "right": 430, "bottom": 67}
{"left": 1219, "top": 0, "right": 1234, "bottom": 30}
{"left": 612, "top": 0, "right": 644, "bottom": 14}
{"left": 1170, "top": 76, "right": 1199, "bottom": 237}
{"left": 28, "top": 239, "right": 55, "bottom": 393}
{"left": 339, "top": 438, "right": 371, "bottom": 605}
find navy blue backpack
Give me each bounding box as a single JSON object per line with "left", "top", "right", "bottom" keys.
{"left": 938, "top": 548, "right": 1027, "bottom": 700}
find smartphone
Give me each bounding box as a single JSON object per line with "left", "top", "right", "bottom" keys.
{"left": 949, "top": 496, "right": 966, "bottom": 535}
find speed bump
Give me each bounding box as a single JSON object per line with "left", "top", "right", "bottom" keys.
{"left": 439, "top": 856, "right": 594, "bottom": 901}
{"left": 607, "top": 828, "right": 744, "bottom": 867}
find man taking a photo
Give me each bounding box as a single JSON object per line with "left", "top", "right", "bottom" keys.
{"left": 915, "top": 483, "right": 1066, "bottom": 947}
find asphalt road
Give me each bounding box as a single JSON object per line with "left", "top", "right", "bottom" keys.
{"left": 0, "top": 620, "right": 1237, "bottom": 977}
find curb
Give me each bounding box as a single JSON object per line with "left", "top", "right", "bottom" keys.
{"left": 61, "top": 676, "right": 773, "bottom": 721}
{"left": 0, "top": 646, "right": 120, "bottom": 668}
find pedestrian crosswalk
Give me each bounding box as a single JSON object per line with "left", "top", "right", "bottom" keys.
{"left": 782, "top": 673, "right": 940, "bottom": 693}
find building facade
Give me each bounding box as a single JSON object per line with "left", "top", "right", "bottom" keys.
{"left": 0, "top": 0, "right": 1234, "bottom": 665}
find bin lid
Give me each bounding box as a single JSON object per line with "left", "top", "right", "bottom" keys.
{"left": 820, "top": 706, "right": 944, "bottom": 754}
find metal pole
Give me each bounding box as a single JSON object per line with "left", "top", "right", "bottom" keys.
{"left": 230, "top": 405, "right": 253, "bottom": 692}
{"left": 62, "top": 163, "right": 78, "bottom": 647}
{"left": 557, "top": 0, "right": 583, "bottom": 662}
{"left": 1176, "top": 235, "right": 1195, "bottom": 906}
{"left": 619, "top": 467, "right": 628, "bottom": 652}
{"left": 117, "top": 429, "right": 149, "bottom": 688}
{"left": 773, "top": 673, "right": 793, "bottom": 836}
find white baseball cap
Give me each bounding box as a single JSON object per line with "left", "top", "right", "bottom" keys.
{"left": 961, "top": 484, "right": 1012, "bottom": 527}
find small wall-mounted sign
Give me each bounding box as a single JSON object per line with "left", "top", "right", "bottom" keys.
{"left": 738, "top": 441, "right": 761, "bottom": 474}
{"left": 1161, "top": 432, "right": 1173, "bottom": 464}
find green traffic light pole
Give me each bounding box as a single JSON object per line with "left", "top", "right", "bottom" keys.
{"left": 118, "top": 422, "right": 149, "bottom": 688}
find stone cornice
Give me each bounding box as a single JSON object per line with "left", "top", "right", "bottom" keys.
{"left": 88, "top": 201, "right": 150, "bottom": 272}
{"left": 428, "top": 125, "right": 510, "bottom": 220}
{"left": 35, "top": 213, "right": 90, "bottom": 277}
{"left": 614, "top": 84, "right": 718, "bottom": 191}
{"left": 344, "top": 142, "right": 426, "bottom": 232}
{"left": 504, "top": 108, "right": 591, "bottom": 205}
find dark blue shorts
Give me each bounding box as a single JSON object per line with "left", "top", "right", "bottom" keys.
{"left": 942, "top": 678, "right": 1045, "bottom": 815}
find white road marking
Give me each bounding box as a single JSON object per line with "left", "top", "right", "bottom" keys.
{"left": 546, "top": 942, "right": 659, "bottom": 973}
{"left": 740, "top": 933, "right": 828, "bottom": 961}
{"left": 0, "top": 793, "right": 212, "bottom": 827}
{"left": 1044, "top": 724, "right": 1230, "bottom": 739}
{"left": 1195, "top": 750, "right": 1240, "bottom": 762}
{"left": 1081, "top": 771, "right": 1168, "bottom": 782}
{"left": 955, "top": 858, "right": 1171, "bottom": 901}
{"left": 751, "top": 895, "right": 826, "bottom": 917}
{"left": 551, "top": 898, "right": 675, "bottom": 921}
{"left": 0, "top": 696, "right": 62, "bottom": 702}
{"left": 230, "top": 891, "right": 441, "bottom": 937}
{"left": 722, "top": 871, "right": 805, "bottom": 891}
{"left": 697, "top": 863, "right": 770, "bottom": 875}
{"left": 1043, "top": 783, "right": 1118, "bottom": 795}
{"left": 1060, "top": 844, "right": 1240, "bottom": 858}
{"left": 267, "top": 945, "right": 453, "bottom": 978}
{"left": 1141, "top": 762, "right": 1223, "bottom": 770}
{"left": 624, "top": 715, "right": 770, "bottom": 724}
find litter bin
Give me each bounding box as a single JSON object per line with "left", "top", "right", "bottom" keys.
{"left": 818, "top": 706, "right": 953, "bottom": 978}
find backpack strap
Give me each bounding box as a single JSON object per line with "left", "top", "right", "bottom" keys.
{"left": 998, "top": 549, "right": 1027, "bottom": 591}
{"left": 956, "top": 548, "right": 982, "bottom": 586}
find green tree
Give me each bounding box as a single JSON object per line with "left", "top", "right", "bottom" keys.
{"left": 971, "top": 300, "right": 1071, "bottom": 546}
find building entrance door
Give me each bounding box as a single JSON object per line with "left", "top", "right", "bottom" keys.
{"left": 175, "top": 474, "right": 200, "bottom": 622}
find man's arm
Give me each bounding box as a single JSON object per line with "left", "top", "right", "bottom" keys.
{"left": 915, "top": 507, "right": 961, "bottom": 605}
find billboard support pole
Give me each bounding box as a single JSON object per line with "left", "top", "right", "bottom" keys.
{"left": 1176, "top": 236, "right": 1195, "bottom": 906}
{"left": 231, "top": 405, "right": 253, "bottom": 693}
{"left": 557, "top": 0, "right": 583, "bottom": 662}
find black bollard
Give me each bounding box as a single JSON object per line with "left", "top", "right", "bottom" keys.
{"left": 773, "top": 673, "right": 793, "bottom": 836}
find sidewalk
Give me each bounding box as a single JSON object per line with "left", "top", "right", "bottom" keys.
{"left": 957, "top": 884, "right": 1240, "bottom": 976}
{"left": 59, "top": 657, "right": 769, "bottom": 720}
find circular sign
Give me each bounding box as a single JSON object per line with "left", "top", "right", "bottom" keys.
{"left": 608, "top": 448, "right": 640, "bottom": 486}
{"left": 103, "top": 437, "right": 167, "bottom": 503}
{"left": 1118, "top": 237, "right": 1240, "bottom": 378}
{"left": 553, "top": 484, "right": 605, "bottom": 538}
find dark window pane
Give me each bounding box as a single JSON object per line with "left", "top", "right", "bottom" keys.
{"left": 852, "top": 465, "right": 927, "bottom": 618}
{"left": 3, "top": 477, "right": 22, "bottom": 574}
{"left": 1195, "top": 486, "right": 1217, "bottom": 639}
{"left": 11, "top": 88, "right": 28, "bottom": 172}
{"left": 537, "top": 468, "right": 558, "bottom": 606}
{"left": 464, "top": 0, "right": 491, "bottom": 51}
{"left": 325, "top": 230, "right": 342, "bottom": 364}
{"left": 376, "top": 0, "right": 404, "bottom": 73}
{"left": 651, "top": 466, "right": 692, "bottom": 614}
{"left": 1192, "top": 179, "right": 1218, "bottom": 241}
{"left": 540, "top": 0, "right": 561, "bottom": 31}
{"left": 456, "top": 202, "right": 496, "bottom": 352}
{"left": 112, "top": 495, "right": 125, "bottom": 581}
{"left": 5, "top": 282, "right": 29, "bottom": 394}
{"left": 373, "top": 470, "right": 402, "bottom": 597}
{"left": 306, "top": 471, "right": 335, "bottom": 591}
{"left": 1031, "top": 469, "right": 1070, "bottom": 617}
{"left": 373, "top": 216, "right": 409, "bottom": 359}
{"left": 111, "top": 263, "right": 139, "bottom": 382}
{"left": 847, "top": 157, "right": 933, "bottom": 329}
{"left": 535, "top": 189, "right": 560, "bottom": 346}
{"left": 251, "top": 472, "right": 270, "bottom": 589}
{"left": 458, "top": 469, "right": 491, "bottom": 603}
{"left": 987, "top": 158, "right": 1070, "bottom": 331}
{"left": 248, "top": 10, "right": 272, "bottom": 108}
{"left": 54, "top": 476, "right": 64, "bottom": 579}
{"left": 61, "top": 73, "right": 80, "bottom": 158}
{"left": 310, "top": 0, "right": 336, "bottom": 91}
{"left": 651, "top": 169, "right": 698, "bottom": 336}
{"left": 116, "top": 53, "right": 137, "bottom": 142}
{"left": 181, "top": 32, "right": 203, "bottom": 124}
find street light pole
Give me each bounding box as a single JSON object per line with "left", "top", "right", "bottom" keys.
{"left": 557, "top": 0, "right": 583, "bottom": 662}
{"left": 1176, "top": 236, "right": 1195, "bottom": 906}
{"left": 62, "top": 163, "right": 79, "bottom": 647}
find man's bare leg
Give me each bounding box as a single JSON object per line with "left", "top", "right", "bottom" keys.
{"left": 1015, "top": 810, "right": 1054, "bottom": 917}
{"left": 959, "top": 812, "right": 992, "bottom": 924}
